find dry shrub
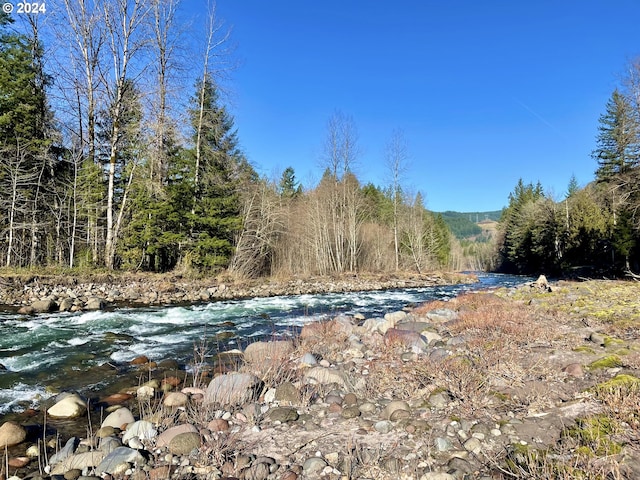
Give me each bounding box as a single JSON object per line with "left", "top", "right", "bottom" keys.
{"left": 411, "top": 298, "right": 454, "bottom": 316}
{"left": 493, "top": 443, "right": 624, "bottom": 480}
{"left": 240, "top": 356, "right": 301, "bottom": 395}
{"left": 363, "top": 357, "right": 434, "bottom": 400}
{"left": 428, "top": 354, "right": 491, "bottom": 415}
{"left": 448, "top": 293, "right": 553, "bottom": 345}
{"left": 595, "top": 377, "right": 640, "bottom": 432}
{"left": 298, "top": 318, "right": 352, "bottom": 361}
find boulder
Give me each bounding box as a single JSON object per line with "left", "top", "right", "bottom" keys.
{"left": 101, "top": 407, "right": 135, "bottom": 429}
{"left": 421, "top": 330, "right": 443, "bottom": 344}
{"left": 157, "top": 424, "right": 198, "bottom": 449}
{"left": 130, "top": 355, "right": 150, "bottom": 365}
{"left": 244, "top": 340, "right": 294, "bottom": 364}
{"left": 31, "top": 298, "right": 57, "bottom": 313}
{"left": 85, "top": 297, "right": 106, "bottom": 310}
{"left": 562, "top": 363, "right": 584, "bottom": 378}
{"left": 0, "top": 421, "right": 27, "bottom": 448}
{"left": 395, "top": 321, "right": 432, "bottom": 333}
{"left": 384, "top": 310, "right": 407, "bottom": 324}
{"left": 274, "top": 382, "right": 300, "bottom": 405}
{"left": 300, "top": 319, "right": 345, "bottom": 340}
{"left": 424, "top": 308, "right": 458, "bottom": 323}
{"left": 362, "top": 317, "right": 394, "bottom": 334}
{"left": 96, "top": 447, "right": 146, "bottom": 475}
{"left": 47, "top": 393, "right": 87, "bottom": 418}
{"left": 205, "top": 373, "right": 262, "bottom": 406}
{"left": 122, "top": 420, "right": 157, "bottom": 444}
{"left": 58, "top": 298, "right": 74, "bottom": 312}
{"left": 384, "top": 328, "right": 428, "bottom": 351}
{"left": 303, "top": 367, "right": 348, "bottom": 388}
{"left": 207, "top": 419, "right": 229, "bottom": 432}
{"left": 169, "top": 432, "right": 201, "bottom": 455}
{"left": 303, "top": 457, "right": 328, "bottom": 476}
{"left": 49, "top": 437, "right": 78, "bottom": 465}
{"left": 50, "top": 451, "right": 107, "bottom": 475}
{"left": 266, "top": 407, "right": 299, "bottom": 423}
{"left": 383, "top": 400, "right": 410, "bottom": 420}
{"left": 299, "top": 352, "right": 318, "bottom": 366}
{"left": 163, "top": 391, "right": 188, "bottom": 407}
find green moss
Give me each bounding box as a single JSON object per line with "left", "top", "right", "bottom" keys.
{"left": 574, "top": 446, "right": 594, "bottom": 458}
{"left": 614, "top": 347, "right": 631, "bottom": 356}
{"left": 603, "top": 335, "right": 625, "bottom": 348}
{"left": 572, "top": 345, "right": 596, "bottom": 354}
{"left": 566, "top": 416, "right": 623, "bottom": 456}
{"left": 595, "top": 373, "right": 640, "bottom": 393}
{"left": 588, "top": 354, "right": 623, "bottom": 370}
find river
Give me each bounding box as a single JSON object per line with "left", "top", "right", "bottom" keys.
{"left": 0, "top": 273, "right": 530, "bottom": 415}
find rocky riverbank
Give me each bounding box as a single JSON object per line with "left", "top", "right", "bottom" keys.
{"left": 1, "top": 277, "right": 639, "bottom": 480}
{"left": 0, "top": 271, "right": 473, "bottom": 313}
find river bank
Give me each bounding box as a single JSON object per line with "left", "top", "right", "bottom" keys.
{"left": 0, "top": 271, "right": 475, "bottom": 313}
{"left": 0, "top": 277, "right": 639, "bottom": 479}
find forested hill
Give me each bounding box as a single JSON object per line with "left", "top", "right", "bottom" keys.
{"left": 438, "top": 211, "right": 503, "bottom": 239}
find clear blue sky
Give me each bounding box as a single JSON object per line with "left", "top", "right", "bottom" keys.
{"left": 199, "top": 0, "right": 640, "bottom": 212}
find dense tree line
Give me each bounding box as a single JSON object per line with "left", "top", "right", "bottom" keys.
{"left": 0, "top": 5, "right": 452, "bottom": 276}
{"left": 497, "top": 59, "right": 640, "bottom": 276}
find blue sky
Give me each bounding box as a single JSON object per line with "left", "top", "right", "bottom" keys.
{"left": 196, "top": 1, "right": 639, "bottom": 212}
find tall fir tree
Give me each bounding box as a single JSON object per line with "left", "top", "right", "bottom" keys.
{"left": 187, "top": 79, "right": 255, "bottom": 270}
{"left": 593, "top": 89, "right": 640, "bottom": 182}
{"left": 278, "top": 166, "right": 302, "bottom": 198}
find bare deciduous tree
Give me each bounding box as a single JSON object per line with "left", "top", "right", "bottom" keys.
{"left": 148, "top": 0, "right": 180, "bottom": 189}
{"left": 193, "top": 0, "right": 231, "bottom": 197}
{"left": 102, "top": 0, "right": 150, "bottom": 269}
{"left": 230, "top": 180, "right": 284, "bottom": 277}
{"left": 385, "top": 129, "right": 409, "bottom": 271}
{"left": 0, "top": 141, "right": 39, "bottom": 267}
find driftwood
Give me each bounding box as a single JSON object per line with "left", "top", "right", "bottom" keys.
{"left": 624, "top": 269, "right": 640, "bottom": 282}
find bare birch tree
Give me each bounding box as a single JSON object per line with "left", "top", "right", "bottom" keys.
{"left": 193, "top": 0, "right": 231, "bottom": 197}
{"left": 148, "top": 0, "right": 180, "bottom": 189}
{"left": 319, "top": 111, "right": 362, "bottom": 272}
{"left": 102, "top": 0, "right": 150, "bottom": 269}
{"left": 58, "top": 0, "right": 105, "bottom": 264}
{"left": 0, "top": 141, "right": 39, "bottom": 267}
{"left": 385, "top": 129, "right": 409, "bottom": 271}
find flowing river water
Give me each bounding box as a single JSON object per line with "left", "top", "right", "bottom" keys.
{"left": 0, "top": 273, "right": 530, "bottom": 416}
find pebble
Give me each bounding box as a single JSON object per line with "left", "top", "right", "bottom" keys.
{"left": 374, "top": 420, "right": 393, "bottom": 434}
{"left": 303, "top": 457, "right": 328, "bottom": 475}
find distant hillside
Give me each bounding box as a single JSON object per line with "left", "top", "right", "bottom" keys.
{"left": 436, "top": 210, "right": 503, "bottom": 240}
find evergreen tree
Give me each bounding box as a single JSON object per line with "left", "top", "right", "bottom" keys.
{"left": 278, "top": 166, "right": 301, "bottom": 198}
{"left": 593, "top": 89, "right": 640, "bottom": 182}
{"left": 0, "top": 15, "right": 50, "bottom": 148}
{"left": 120, "top": 138, "right": 186, "bottom": 272}
{"left": 187, "top": 79, "right": 255, "bottom": 270}
{"left": 497, "top": 179, "right": 545, "bottom": 273}
{"left": 566, "top": 174, "right": 579, "bottom": 198}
